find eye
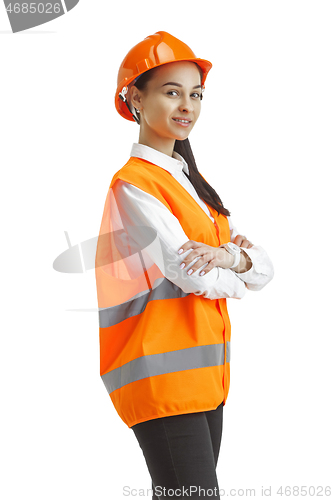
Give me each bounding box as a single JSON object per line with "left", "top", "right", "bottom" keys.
{"left": 166, "top": 91, "right": 202, "bottom": 98}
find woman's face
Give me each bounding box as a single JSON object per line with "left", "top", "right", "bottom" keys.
{"left": 130, "top": 61, "right": 202, "bottom": 148}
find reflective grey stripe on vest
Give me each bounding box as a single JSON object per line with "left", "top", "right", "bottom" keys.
{"left": 99, "top": 277, "right": 189, "bottom": 328}
{"left": 101, "top": 342, "right": 231, "bottom": 394}
{"left": 226, "top": 340, "right": 230, "bottom": 364}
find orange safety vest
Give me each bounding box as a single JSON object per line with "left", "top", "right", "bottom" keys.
{"left": 95, "top": 156, "right": 232, "bottom": 428}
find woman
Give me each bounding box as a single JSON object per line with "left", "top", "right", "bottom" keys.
{"left": 95, "top": 31, "right": 274, "bottom": 499}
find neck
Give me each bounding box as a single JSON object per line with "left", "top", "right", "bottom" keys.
{"left": 138, "top": 126, "right": 175, "bottom": 157}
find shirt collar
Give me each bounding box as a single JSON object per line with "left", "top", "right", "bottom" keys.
{"left": 130, "top": 143, "right": 189, "bottom": 176}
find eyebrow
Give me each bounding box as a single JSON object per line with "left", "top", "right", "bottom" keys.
{"left": 161, "top": 82, "right": 202, "bottom": 89}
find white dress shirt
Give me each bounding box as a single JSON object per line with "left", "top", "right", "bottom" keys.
{"left": 111, "top": 143, "right": 274, "bottom": 300}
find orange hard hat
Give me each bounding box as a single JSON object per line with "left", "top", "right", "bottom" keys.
{"left": 115, "top": 31, "right": 213, "bottom": 123}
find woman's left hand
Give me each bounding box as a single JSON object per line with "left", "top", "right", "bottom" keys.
{"left": 177, "top": 241, "right": 224, "bottom": 276}
{"left": 177, "top": 235, "right": 254, "bottom": 276}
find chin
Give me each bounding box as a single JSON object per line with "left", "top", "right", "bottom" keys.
{"left": 177, "top": 133, "right": 190, "bottom": 141}
{"left": 170, "top": 129, "right": 191, "bottom": 141}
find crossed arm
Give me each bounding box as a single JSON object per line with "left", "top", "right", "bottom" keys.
{"left": 112, "top": 180, "right": 274, "bottom": 298}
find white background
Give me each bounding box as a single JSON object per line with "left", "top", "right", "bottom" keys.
{"left": 1, "top": 1, "right": 332, "bottom": 499}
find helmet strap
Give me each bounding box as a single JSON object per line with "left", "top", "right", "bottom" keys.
{"left": 118, "top": 86, "right": 140, "bottom": 124}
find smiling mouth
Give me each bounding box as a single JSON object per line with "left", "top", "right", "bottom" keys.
{"left": 172, "top": 118, "right": 191, "bottom": 123}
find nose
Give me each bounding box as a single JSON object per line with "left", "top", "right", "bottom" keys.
{"left": 178, "top": 94, "right": 195, "bottom": 114}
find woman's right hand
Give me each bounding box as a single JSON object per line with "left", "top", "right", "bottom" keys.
{"left": 233, "top": 234, "right": 254, "bottom": 249}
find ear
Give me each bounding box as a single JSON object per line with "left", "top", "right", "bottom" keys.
{"left": 129, "top": 85, "right": 142, "bottom": 111}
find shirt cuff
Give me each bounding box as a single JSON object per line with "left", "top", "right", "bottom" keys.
{"left": 232, "top": 245, "right": 273, "bottom": 284}
{"left": 232, "top": 251, "right": 256, "bottom": 282}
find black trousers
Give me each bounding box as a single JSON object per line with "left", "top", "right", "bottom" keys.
{"left": 131, "top": 402, "right": 223, "bottom": 499}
